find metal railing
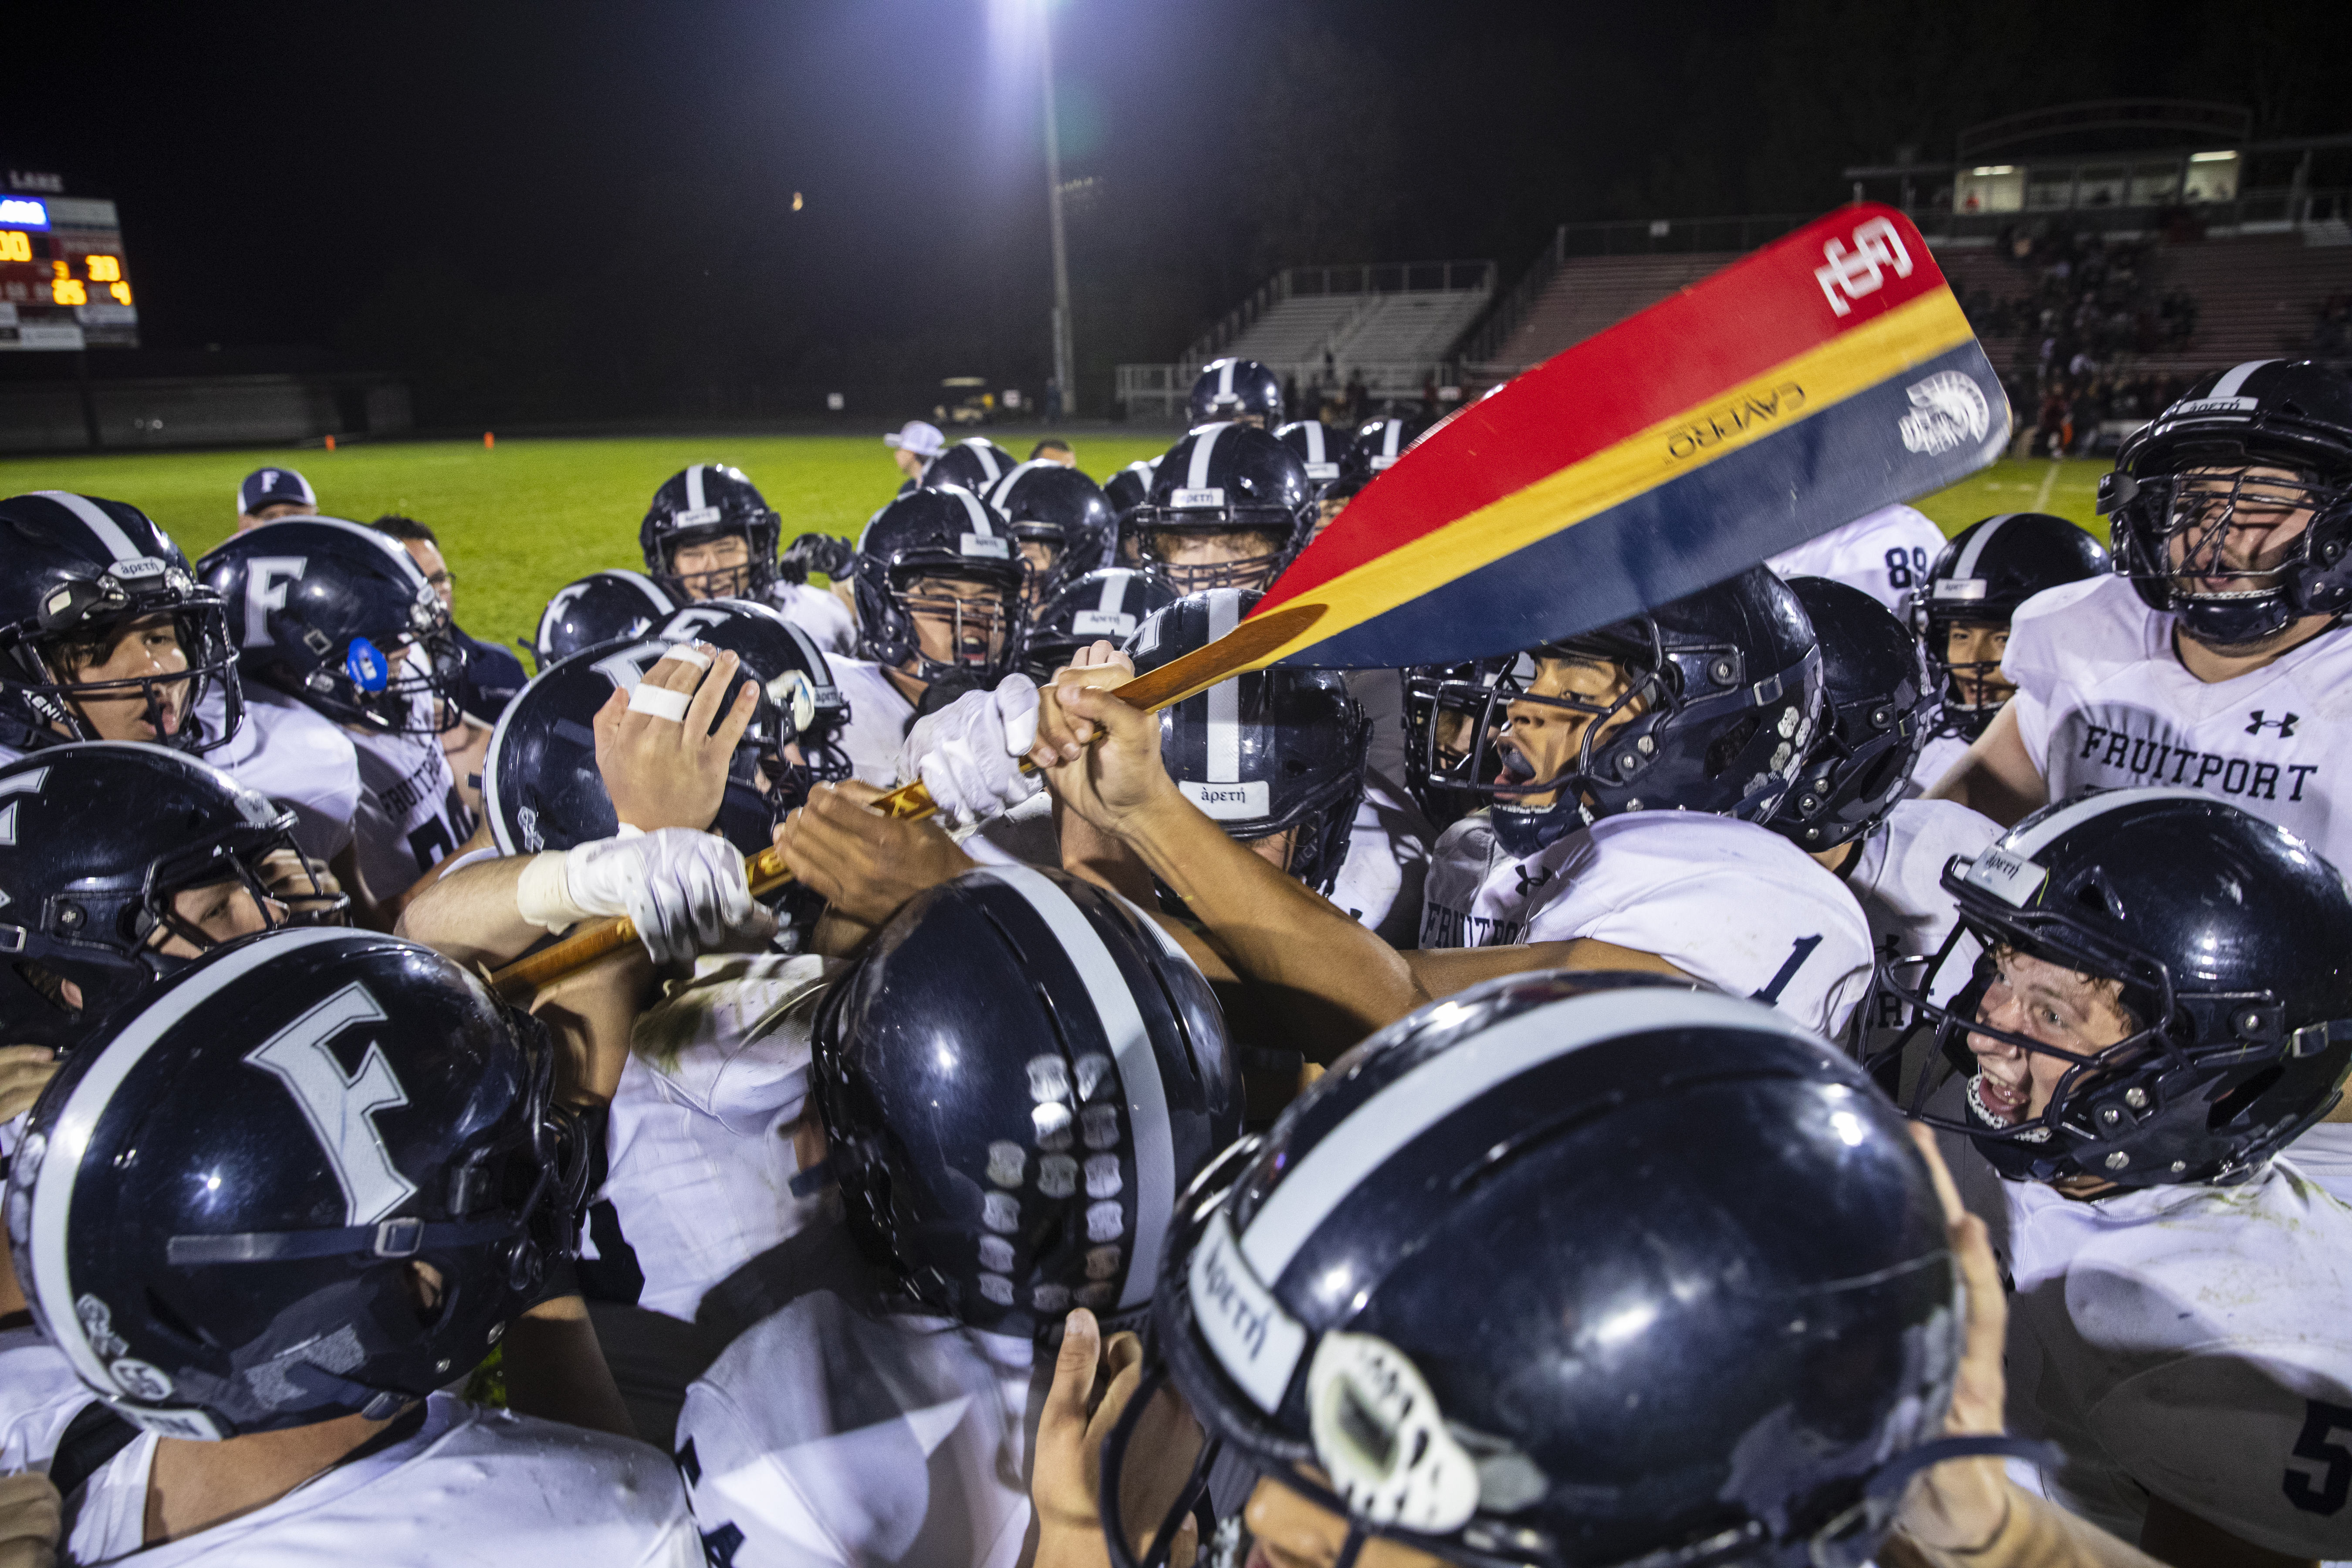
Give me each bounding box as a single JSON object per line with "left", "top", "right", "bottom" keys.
{"left": 1182, "top": 259, "right": 1495, "bottom": 364}
{"left": 1114, "top": 359, "right": 1461, "bottom": 424}
{"left": 1454, "top": 227, "right": 1568, "bottom": 369}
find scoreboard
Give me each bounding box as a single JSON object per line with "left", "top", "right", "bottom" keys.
{"left": 0, "top": 173, "right": 137, "bottom": 351}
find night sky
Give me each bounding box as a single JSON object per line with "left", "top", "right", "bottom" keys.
{"left": 8, "top": 0, "right": 2345, "bottom": 416}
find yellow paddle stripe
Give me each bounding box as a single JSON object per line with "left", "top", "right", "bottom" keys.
{"left": 1249, "top": 287, "right": 1976, "bottom": 669}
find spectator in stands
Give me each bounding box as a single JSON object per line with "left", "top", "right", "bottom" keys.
{"left": 1029, "top": 438, "right": 1077, "bottom": 467}
{"left": 235, "top": 466, "right": 318, "bottom": 531}
{"left": 1344, "top": 369, "right": 1367, "bottom": 423}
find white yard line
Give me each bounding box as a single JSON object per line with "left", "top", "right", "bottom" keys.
{"left": 2033, "top": 460, "right": 2062, "bottom": 512}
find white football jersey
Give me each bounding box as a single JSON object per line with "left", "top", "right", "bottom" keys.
{"left": 1941, "top": 1132, "right": 2352, "bottom": 1561}
{"left": 673, "top": 1233, "right": 1037, "bottom": 1568}
{"left": 827, "top": 656, "right": 916, "bottom": 787}
{"left": 1419, "top": 811, "right": 1874, "bottom": 1037}
{"left": 0, "top": 1324, "right": 93, "bottom": 1473}
{"left": 1839, "top": 799, "right": 2001, "bottom": 1072}
{"left": 62, "top": 1392, "right": 697, "bottom": 1567}
{"left": 1906, "top": 726, "right": 1974, "bottom": 800}
{"left": 191, "top": 683, "right": 364, "bottom": 864}
{"left": 2005, "top": 574, "right": 2352, "bottom": 869}
{"left": 345, "top": 706, "right": 472, "bottom": 901}
{"left": 605, "top": 953, "right": 841, "bottom": 1322}
{"left": 1765, "top": 503, "right": 1946, "bottom": 615}
{"left": 1329, "top": 774, "right": 1430, "bottom": 945}
{"left": 768, "top": 581, "right": 858, "bottom": 657}
{"left": 2285, "top": 1121, "right": 2352, "bottom": 1210}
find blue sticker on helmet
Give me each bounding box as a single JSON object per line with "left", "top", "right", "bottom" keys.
{"left": 346, "top": 637, "right": 391, "bottom": 693}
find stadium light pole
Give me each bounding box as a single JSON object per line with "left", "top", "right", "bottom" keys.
{"left": 1039, "top": 0, "right": 1077, "bottom": 417}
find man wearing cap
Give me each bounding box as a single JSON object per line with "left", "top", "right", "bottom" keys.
{"left": 884, "top": 420, "right": 946, "bottom": 485}
{"left": 234, "top": 466, "right": 318, "bottom": 531}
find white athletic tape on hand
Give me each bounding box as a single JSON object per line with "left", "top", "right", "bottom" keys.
{"left": 656, "top": 644, "right": 713, "bottom": 670}
{"left": 627, "top": 684, "right": 693, "bottom": 722}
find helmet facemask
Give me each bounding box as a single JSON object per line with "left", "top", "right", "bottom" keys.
{"left": 1133, "top": 500, "right": 1301, "bottom": 597}
{"left": 2106, "top": 459, "right": 2352, "bottom": 647}
{"left": 889, "top": 564, "right": 1026, "bottom": 685}
{"left": 4, "top": 568, "right": 242, "bottom": 755}
{"left": 1918, "top": 610, "right": 2013, "bottom": 741}
{"left": 660, "top": 524, "right": 777, "bottom": 603}
{"left": 1879, "top": 877, "right": 2301, "bottom": 1188}
{"left": 1406, "top": 635, "right": 1660, "bottom": 853}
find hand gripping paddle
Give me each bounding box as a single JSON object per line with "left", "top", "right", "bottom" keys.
{"left": 488, "top": 603, "right": 1325, "bottom": 994}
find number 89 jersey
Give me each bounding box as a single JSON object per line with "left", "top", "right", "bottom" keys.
{"left": 1765, "top": 503, "right": 1947, "bottom": 616}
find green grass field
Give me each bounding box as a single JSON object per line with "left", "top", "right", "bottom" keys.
{"left": 0, "top": 437, "right": 2109, "bottom": 659}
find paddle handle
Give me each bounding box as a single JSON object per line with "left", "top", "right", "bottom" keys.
{"left": 485, "top": 602, "right": 1324, "bottom": 999}
{"left": 488, "top": 772, "right": 945, "bottom": 996}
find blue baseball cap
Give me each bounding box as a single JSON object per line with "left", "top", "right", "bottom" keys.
{"left": 237, "top": 466, "right": 316, "bottom": 516}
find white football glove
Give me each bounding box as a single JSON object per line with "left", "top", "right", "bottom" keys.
{"left": 529, "top": 827, "right": 774, "bottom": 965}
{"left": 898, "top": 674, "right": 1043, "bottom": 830}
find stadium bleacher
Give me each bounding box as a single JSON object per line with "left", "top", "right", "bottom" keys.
{"left": 1115, "top": 260, "right": 1492, "bottom": 422}
{"left": 1458, "top": 231, "right": 2342, "bottom": 404}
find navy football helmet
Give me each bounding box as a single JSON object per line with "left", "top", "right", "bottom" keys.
{"left": 1186, "top": 358, "right": 1283, "bottom": 428}
{"left": 6, "top": 928, "right": 588, "bottom": 1438}
{"left": 1128, "top": 589, "right": 1369, "bottom": 896}
{"left": 1102, "top": 974, "right": 1995, "bottom": 1568}
{"left": 1129, "top": 424, "right": 1315, "bottom": 595}
{"left": 1403, "top": 566, "right": 1824, "bottom": 856}
{"left": 2101, "top": 360, "right": 2352, "bottom": 646}
{"left": 1274, "top": 419, "right": 1348, "bottom": 494}
{"left": 983, "top": 460, "right": 1117, "bottom": 606}
{"left": 919, "top": 436, "right": 1019, "bottom": 497}
{"left": 1022, "top": 567, "right": 1180, "bottom": 683}
{"left": 0, "top": 744, "right": 341, "bottom": 1054}
{"left": 1886, "top": 789, "right": 2352, "bottom": 1188}
{"left": 1335, "top": 412, "right": 1436, "bottom": 491}
{"left": 197, "top": 518, "right": 460, "bottom": 734}
{"left": 1916, "top": 514, "right": 2108, "bottom": 741}
{"left": 0, "top": 491, "right": 242, "bottom": 757}
{"left": 1102, "top": 459, "right": 1158, "bottom": 520}
{"left": 484, "top": 598, "right": 849, "bottom": 858}
{"left": 527, "top": 570, "right": 677, "bottom": 672}
{"left": 1767, "top": 577, "right": 1933, "bottom": 852}
{"left": 810, "top": 865, "right": 1241, "bottom": 1338}
{"left": 852, "top": 487, "right": 1028, "bottom": 685}
{"left": 641, "top": 463, "right": 782, "bottom": 602}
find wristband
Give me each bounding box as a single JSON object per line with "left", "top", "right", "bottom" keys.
{"left": 626, "top": 683, "right": 693, "bottom": 722}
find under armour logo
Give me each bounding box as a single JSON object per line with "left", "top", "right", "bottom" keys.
{"left": 1513, "top": 864, "right": 1553, "bottom": 896}
{"left": 2247, "top": 710, "right": 2301, "bottom": 738}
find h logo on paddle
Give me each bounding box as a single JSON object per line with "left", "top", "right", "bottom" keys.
{"left": 2247, "top": 710, "right": 2300, "bottom": 738}
{"left": 1815, "top": 216, "right": 1913, "bottom": 317}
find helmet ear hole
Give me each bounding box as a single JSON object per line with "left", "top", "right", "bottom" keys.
{"left": 2207, "top": 1065, "right": 2286, "bottom": 1131}
{"left": 1701, "top": 714, "right": 1758, "bottom": 778}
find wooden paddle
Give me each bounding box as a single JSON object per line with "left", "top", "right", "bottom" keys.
{"left": 489, "top": 602, "right": 1325, "bottom": 995}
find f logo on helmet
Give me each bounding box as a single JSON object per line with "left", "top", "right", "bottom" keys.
{"left": 244, "top": 557, "right": 307, "bottom": 649}
{"left": 243, "top": 981, "right": 418, "bottom": 1225}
